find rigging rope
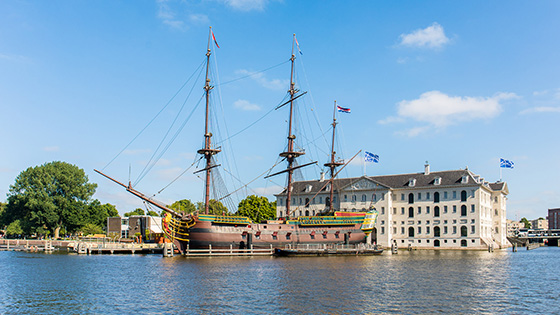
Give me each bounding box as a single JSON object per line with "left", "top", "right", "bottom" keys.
{"left": 217, "top": 60, "right": 290, "bottom": 87}
{"left": 154, "top": 155, "right": 204, "bottom": 196}
{"left": 102, "top": 58, "right": 206, "bottom": 171}
{"left": 219, "top": 158, "right": 285, "bottom": 201}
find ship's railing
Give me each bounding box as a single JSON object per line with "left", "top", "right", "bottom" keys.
{"left": 183, "top": 244, "right": 274, "bottom": 256}
{"left": 280, "top": 243, "right": 379, "bottom": 251}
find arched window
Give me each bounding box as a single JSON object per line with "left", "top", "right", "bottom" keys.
{"left": 434, "top": 192, "right": 440, "bottom": 203}
{"left": 352, "top": 195, "right": 357, "bottom": 202}
{"left": 408, "top": 193, "right": 414, "bottom": 204}
{"left": 434, "top": 226, "right": 441, "bottom": 237}
{"left": 461, "top": 205, "right": 467, "bottom": 216}
{"left": 408, "top": 207, "right": 414, "bottom": 218}
{"left": 434, "top": 206, "right": 440, "bottom": 217}
{"left": 305, "top": 198, "right": 310, "bottom": 208}
{"left": 305, "top": 210, "right": 309, "bottom": 216}
{"left": 461, "top": 226, "right": 468, "bottom": 237}
{"left": 434, "top": 239, "right": 440, "bottom": 247}
{"left": 461, "top": 190, "right": 467, "bottom": 202}
{"left": 362, "top": 194, "right": 367, "bottom": 202}
{"left": 408, "top": 227, "right": 415, "bottom": 237}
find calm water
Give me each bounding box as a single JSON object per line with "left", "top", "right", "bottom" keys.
{"left": 0, "top": 247, "right": 559, "bottom": 314}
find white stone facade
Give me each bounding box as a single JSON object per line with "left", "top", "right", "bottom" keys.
{"left": 275, "top": 166, "right": 509, "bottom": 249}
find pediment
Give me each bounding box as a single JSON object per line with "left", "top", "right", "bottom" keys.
{"left": 342, "top": 177, "right": 387, "bottom": 191}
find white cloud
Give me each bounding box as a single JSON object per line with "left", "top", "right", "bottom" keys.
{"left": 222, "top": 0, "right": 268, "bottom": 11}
{"left": 156, "top": 0, "right": 187, "bottom": 31}
{"left": 234, "top": 99, "right": 261, "bottom": 111}
{"left": 236, "top": 69, "right": 288, "bottom": 90}
{"left": 395, "top": 91, "right": 517, "bottom": 128}
{"left": 253, "top": 185, "right": 283, "bottom": 196}
{"left": 43, "top": 146, "right": 60, "bottom": 152}
{"left": 378, "top": 116, "right": 404, "bottom": 125}
{"left": 399, "top": 22, "right": 450, "bottom": 49}
{"left": 189, "top": 14, "right": 210, "bottom": 25}
{"left": 396, "top": 126, "right": 430, "bottom": 137}
{"left": 520, "top": 106, "right": 560, "bottom": 115}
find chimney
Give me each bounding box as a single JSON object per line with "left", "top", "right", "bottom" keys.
{"left": 319, "top": 171, "right": 325, "bottom": 182}
{"left": 424, "top": 161, "right": 430, "bottom": 175}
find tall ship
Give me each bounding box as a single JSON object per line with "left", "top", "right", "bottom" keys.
{"left": 96, "top": 28, "right": 379, "bottom": 254}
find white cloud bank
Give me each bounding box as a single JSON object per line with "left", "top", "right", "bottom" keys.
{"left": 381, "top": 91, "right": 517, "bottom": 136}
{"left": 222, "top": 0, "right": 269, "bottom": 11}
{"left": 234, "top": 99, "right": 261, "bottom": 111}
{"left": 399, "top": 22, "right": 450, "bottom": 49}
{"left": 520, "top": 106, "right": 560, "bottom": 115}
{"left": 236, "top": 69, "right": 288, "bottom": 90}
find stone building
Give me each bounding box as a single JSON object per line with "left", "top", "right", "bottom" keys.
{"left": 548, "top": 208, "right": 560, "bottom": 230}
{"left": 275, "top": 164, "right": 509, "bottom": 249}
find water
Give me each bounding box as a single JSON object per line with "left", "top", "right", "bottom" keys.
{"left": 1, "top": 248, "right": 559, "bottom": 314}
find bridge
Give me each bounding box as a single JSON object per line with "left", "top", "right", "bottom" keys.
{"left": 508, "top": 229, "right": 560, "bottom": 248}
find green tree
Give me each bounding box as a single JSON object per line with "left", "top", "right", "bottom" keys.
{"left": 147, "top": 210, "right": 159, "bottom": 217}
{"left": 168, "top": 199, "right": 197, "bottom": 214}
{"left": 80, "top": 223, "right": 104, "bottom": 235}
{"left": 124, "top": 208, "right": 145, "bottom": 217}
{"left": 6, "top": 220, "right": 23, "bottom": 237}
{"left": 236, "top": 195, "right": 276, "bottom": 223}
{"left": 5, "top": 161, "right": 97, "bottom": 238}
{"left": 520, "top": 217, "right": 531, "bottom": 229}
{"left": 196, "top": 199, "right": 229, "bottom": 215}
{"left": 86, "top": 201, "right": 119, "bottom": 230}
{"left": 0, "top": 202, "right": 6, "bottom": 228}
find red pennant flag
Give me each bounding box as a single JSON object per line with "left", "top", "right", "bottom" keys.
{"left": 212, "top": 31, "right": 220, "bottom": 48}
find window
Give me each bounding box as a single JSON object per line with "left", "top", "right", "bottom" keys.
{"left": 286, "top": 232, "right": 291, "bottom": 240}
{"left": 401, "top": 227, "right": 405, "bottom": 234}
{"left": 417, "top": 207, "right": 421, "bottom": 214}
{"left": 434, "top": 177, "right": 441, "bottom": 185}
{"left": 408, "top": 227, "right": 415, "bottom": 237}
{"left": 426, "top": 226, "right": 430, "bottom": 234}
{"left": 409, "top": 178, "right": 416, "bottom": 187}
{"left": 319, "top": 197, "right": 323, "bottom": 204}
{"left": 333, "top": 196, "right": 337, "bottom": 202}
{"left": 273, "top": 232, "right": 278, "bottom": 240}
{"left": 401, "top": 207, "right": 405, "bottom": 215}
{"left": 393, "top": 208, "right": 397, "bottom": 215}
{"left": 325, "top": 197, "right": 330, "bottom": 207}
{"left": 434, "top": 192, "right": 440, "bottom": 203}
{"left": 362, "top": 194, "right": 367, "bottom": 202}
{"left": 453, "top": 205, "right": 457, "bottom": 213}
{"left": 312, "top": 197, "right": 315, "bottom": 204}
{"left": 426, "top": 206, "right": 430, "bottom": 214}
{"left": 418, "top": 193, "right": 422, "bottom": 200}
{"left": 352, "top": 195, "right": 357, "bottom": 202}
{"left": 471, "top": 226, "right": 475, "bottom": 234}
{"left": 299, "top": 198, "right": 302, "bottom": 205}
{"left": 434, "top": 239, "right": 440, "bottom": 247}
{"left": 471, "top": 205, "right": 475, "bottom": 213}
{"left": 444, "top": 226, "right": 448, "bottom": 234}
{"left": 401, "top": 194, "right": 405, "bottom": 201}
{"left": 461, "top": 240, "right": 467, "bottom": 247}
{"left": 495, "top": 209, "right": 498, "bottom": 216}
{"left": 323, "top": 231, "right": 328, "bottom": 239}
{"left": 461, "top": 226, "right": 468, "bottom": 237}
{"left": 461, "top": 176, "right": 469, "bottom": 184}
{"left": 461, "top": 190, "right": 467, "bottom": 202}
{"left": 381, "top": 227, "right": 385, "bottom": 234}
{"left": 418, "top": 227, "right": 421, "bottom": 234}
{"left": 279, "top": 211, "right": 283, "bottom": 218}
{"left": 305, "top": 198, "right": 310, "bottom": 208}
{"left": 453, "top": 191, "right": 457, "bottom": 199}
{"left": 121, "top": 230, "right": 129, "bottom": 238}
{"left": 453, "top": 226, "right": 457, "bottom": 234}
{"left": 344, "top": 195, "right": 348, "bottom": 202}
{"left": 305, "top": 210, "right": 309, "bottom": 216}
{"left": 381, "top": 207, "right": 385, "bottom": 215}
{"left": 408, "top": 207, "right": 414, "bottom": 218}
{"left": 461, "top": 205, "right": 467, "bottom": 216}
{"left": 434, "top": 206, "right": 440, "bottom": 217}
{"left": 427, "top": 192, "right": 430, "bottom": 200}
{"left": 280, "top": 199, "right": 283, "bottom": 206}
{"left": 434, "top": 226, "right": 440, "bottom": 237}
{"left": 372, "top": 194, "right": 376, "bottom": 201}
{"left": 444, "top": 191, "right": 448, "bottom": 199}
{"left": 393, "top": 227, "right": 397, "bottom": 234}
{"left": 444, "top": 206, "right": 448, "bottom": 214}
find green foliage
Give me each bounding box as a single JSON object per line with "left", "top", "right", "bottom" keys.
{"left": 124, "top": 208, "right": 145, "bottom": 217}
{"left": 80, "top": 223, "right": 104, "bottom": 235}
{"left": 5, "top": 161, "right": 97, "bottom": 237}
{"left": 6, "top": 220, "right": 23, "bottom": 236}
{"left": 236, "top": 195, "right": 276, "bottom": 223}
{"left": 0, "top": 202, "right": 6, "bottom": 227}
{"left": 147, "top": 210, "right": 159, "bottom": 217}
{"left": 196, "top": 199, "right": 229, "bottom": 215}
{"left": 520, "top": 217, "right": 531, "bottom": 229}
{"left": 168, "top": 199, "right": 197, "bottom": 214}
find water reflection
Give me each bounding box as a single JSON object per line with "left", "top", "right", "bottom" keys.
{"left": 1, "top": 249, "right": 560, "bottom": 314}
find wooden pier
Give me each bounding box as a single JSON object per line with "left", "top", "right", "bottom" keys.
{"left": 182, "top": 244, "right": 274, "bottom": 257}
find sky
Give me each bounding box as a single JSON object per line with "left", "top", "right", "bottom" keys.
{"left": 1, "top": 1, "right": 559, "bottom": 220}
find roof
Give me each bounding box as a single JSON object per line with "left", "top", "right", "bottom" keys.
{"left": 276, "top": 168, "right": 508, "bottom": 196}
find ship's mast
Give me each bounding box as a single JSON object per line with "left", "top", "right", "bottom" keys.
{"left": 324, "top": 101, "right": 344, "bottom": 213}
{"left": 280, "top": 34, "right": 305, "bottom": 219}
{"left": 197, "top": 27, "right": 221, "bottom": 215}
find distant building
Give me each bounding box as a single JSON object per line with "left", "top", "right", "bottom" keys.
{"left": 531, "top": 218, "right": 548, "bottom": 230}
{"left": 107, "top": 215, "right": 164, "bottom": 241}
{"left": 275, "top": 164, "right": 509, "bottom": 249}
{"left": 506, "top": 219, "right": 524, "bottom": 236}
{"left": 548, "top": 208, "right": 560, "bottom": 230}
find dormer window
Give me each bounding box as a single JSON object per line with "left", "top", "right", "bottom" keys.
{"left": 305, "top": 185, "right": 312, "bottom": 193}
{"left": 409, "top": 178, "right": 416, "bottom": 187}
{"left": 434, "top": 177, "right": 441, "bottom": 185}
{"left": 461, "top": 175, "right": 469, "bottom": 184}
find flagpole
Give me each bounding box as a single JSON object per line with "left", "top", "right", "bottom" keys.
{"left": 363, "top": 151, "right": 366, "bottom": 176}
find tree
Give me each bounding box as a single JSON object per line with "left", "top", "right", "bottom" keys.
{"left": 80, "top": 223, "right": 104, "bottom": 235}
{"left": 147, "top": 210, "right": 159, "bottom": 217}
{"left": 5, "top": 161, "right": 97, "bottom": 238}
{"left": 0, "top": 202, "right": 6, "bottom": 228}
{"left": 6, "top": 220, "right": 23, "bottom": 237}
{"left": 520, "top": 217, "right": 531, "bottom": 229}
{"left": 168, "top": 199, "right": 197, "bottom": 214}
{"left": 196, "top": 199, "right": 229, "bottom": 215}
{"left": 236, "top": 195, "right": 276, "bottom": 223}
{"left": 124, "top": 208, "right": 145, "bottom": 217}
{"left": 86, "top": 201, "right": 119, "bottom": 230}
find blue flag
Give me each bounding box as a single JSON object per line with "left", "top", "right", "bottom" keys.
{"left": 500, "top": 158, "right": 514, "bottom": 169}
{"left": 365, "top": 152, "right": 379, "bottom": 163}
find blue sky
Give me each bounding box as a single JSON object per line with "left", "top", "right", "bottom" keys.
{"left": 1, "top": 1, "right": 559, "bottom": 220}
